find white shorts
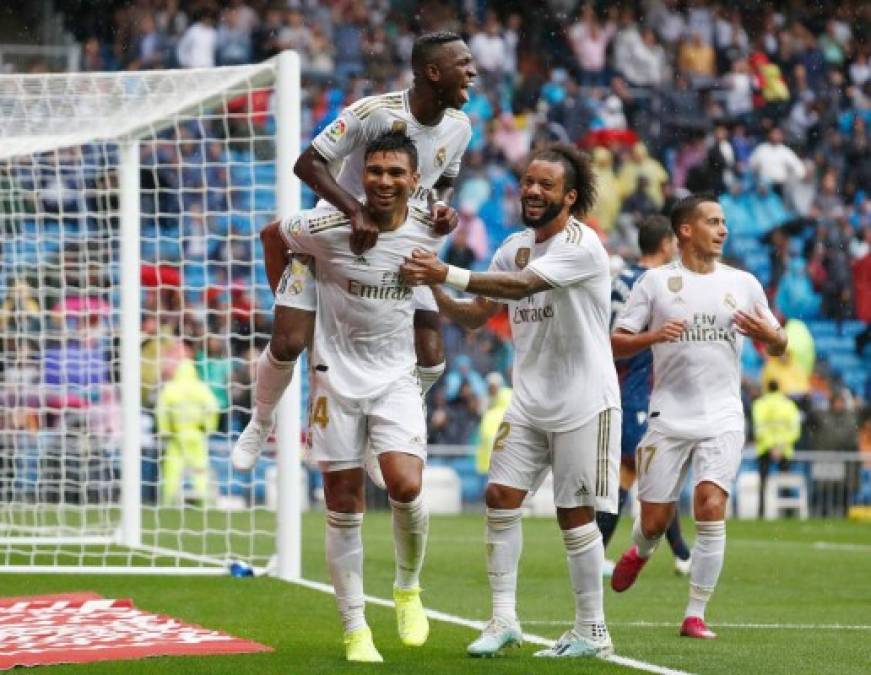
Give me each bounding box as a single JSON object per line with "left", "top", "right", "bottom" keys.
{"left": 306, "top": 373, "right": 427, "bottom": 470}
{"left": 488, "top": 408, "right": 620, "bottom": 512}
{"left": 274, "top": 257, "right": 438, "bottom": 313}
{"left": 635, "top": 428, "right": 745, "bottom": 503}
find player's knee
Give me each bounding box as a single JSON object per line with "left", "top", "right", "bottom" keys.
{"left": 484, "top": 483, "right": 524, "bottom": 509}
{"left": 385, "top": 475, "right": 421, "bottom": 503}
{"left": 695, "top": 487, "right": 728, "bottom": 521}
{"left": 268, "top": 333, "right": 305, "bottom": 362}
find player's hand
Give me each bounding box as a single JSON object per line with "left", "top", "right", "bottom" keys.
{"left": 349, "top": 205, "right": 379, "bottom": 255}
{"left": 733, "top": 304, "right": 777, "bottom": 342}
{"left": 429, "top": 193, "right": 458, "bottom": 236}
{"left": 653, "top": 319, "right": 686, "bottom": 343}
{"left": 400, "top": 248, "right": 448, "bottom": 286}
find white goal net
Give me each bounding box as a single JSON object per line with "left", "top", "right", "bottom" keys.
{"left": 0, "top": 53, "right": 302, "bottom": 576}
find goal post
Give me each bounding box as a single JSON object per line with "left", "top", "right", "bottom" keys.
{"left": 0, "top": 52, "right": 302, "bottom": 577}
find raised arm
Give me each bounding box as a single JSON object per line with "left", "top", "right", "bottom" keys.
{"left": 260, "top": 220, "right": 290, "bottom": 294}
{"left": 431, "top": 286, "right": 502, "bottom": 330}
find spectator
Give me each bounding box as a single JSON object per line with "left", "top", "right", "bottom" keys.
{"left": 469, "top": 11, "right": 508, "bottom": 91}
{"left": 590, "top": 147, "right": 620, "bottom": 235}
{"left": 748, "top": 127, "right": 806, "bottom": 194}
{"left": 443, "top": 226, "right": 477, "bottom": 270}
{"left": 722, "top": 58, "right": 754, "bottom": 121}
{"left": 443, "top": 354, "right": 486, "bottom": 402}
{"left": 443, "top": 381, "right": 481, "bottom": 445}
{"left": 156, "top": 357, "right": 219, "bottom": 506}
{"left": 775, "top": 257, "right": 822, "bottom": 320}
{"left": 752, "top": 380, "right": 802, "bottom": 517}
{"left": 474, "top": 372, "right": 512, "bottom": 475}
{"left": 677, "top": 30, "right": 716, "bottom": 80}
{"left": 216, "top": 7, "right": 253, "bottom": 66}
{"left": 176, "top": 7, "right": 217, "bottom": 69}
{"left": 806, "top": 389, "right": 859, "bottom": 515}
{"left": 761, "top": 350, "right": 811, "bottom": 402}
{"left": 566, "top": 4, "right": 613, "bottom": 87}
{"left": 617, "top": 143, "right": 669, "bottom": 208}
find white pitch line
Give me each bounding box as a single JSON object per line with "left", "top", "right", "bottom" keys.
{"left": 525, "top": 620, "right": 871, "bottom": 631}
{"left": 811, "top": 541, "right": 871, "bottom": 553}
{"left": 292, "top": 577, "right": 693, "bottom": 675}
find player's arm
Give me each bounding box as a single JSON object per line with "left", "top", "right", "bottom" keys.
{"left": 293, "top": 109, "right": 378, "bottom": 253}
{"left": 430, "top": 285, "right": 501, "bottom": 330}
{"left": 611, "top": 324, "right": 685, "bottom": 358}
{"left": 400, "top": 249, "right": 553, "bottom": 301}
{"left": 733, "top": 305, "right": 788, "bottom": 356}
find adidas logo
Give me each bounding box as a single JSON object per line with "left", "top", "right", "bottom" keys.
{"left": 575, "top": 483, "right": 589, "bottom": 497}
{"left": 354, "top": 255, "right": 369, "bottom": 266}
{"left": 672, "top": 296, "right": 686, "bottom": 304}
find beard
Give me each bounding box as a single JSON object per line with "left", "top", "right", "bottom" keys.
{"left": 521, "top": 199, "right": 564, "bottom": 229}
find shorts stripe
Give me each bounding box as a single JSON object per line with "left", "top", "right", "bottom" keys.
{"left": 596, "top": 410, "right": 610, "bottom": 497}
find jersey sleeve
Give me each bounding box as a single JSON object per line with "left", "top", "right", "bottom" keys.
{"left": 278, "top": 213, "right": 322, "bottom": 258}
{"left": 526, "top": 239, "right": 599, "bottom": 288}
{"left": 442, "top": 123, "right": 472, "bottom": 179}
{"left": 488, "top": 241, "right": 513, "bottom": 273}
{"left": 310, "top": 106, "right": 367, "bottom": 163}
{"left": 614, "top": 272, "right": 653, "bottom": 334}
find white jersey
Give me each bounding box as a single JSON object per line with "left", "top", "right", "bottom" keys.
{"left": 279, "top": 205, "right": 442, "bottom": 401}
{"left": 615, "top": 260, "right": 778, "bottom": 440}
{"left": 492, "top": 219, "right": 621, "bottom": 432}
{"left": 310, "top": 89, "right": 472, "bottom": 209}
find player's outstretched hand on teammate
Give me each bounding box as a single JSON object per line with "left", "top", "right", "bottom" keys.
{"left": 349, "top": 205, "right": 380, "bottom": 254}
{"left": 400, "top": 249, "right": 447, "bottom": 286}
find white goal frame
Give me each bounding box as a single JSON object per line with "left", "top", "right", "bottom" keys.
{"left": 0, "top": 51, "right": 302, "bottom": 580}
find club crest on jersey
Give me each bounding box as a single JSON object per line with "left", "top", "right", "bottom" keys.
{"left": 289, "top": 219, "right": 302, "bottom": 236}
{"left": 391, "top": 120, "right": 407, "bottom": 134}
{"left": 325, "top": 118, "right": 347, "bottom": 143}
{"left": 435, "top": 146, "right": 447, "bottom": 168}
{"left": 724, "top": 292, "right": 737, "bottom": 309}
{"left": 667, "top": 276, "right": 683, "bottom": 293}
{"left": 515, "top": 247, "right": 530, "bottom": 269}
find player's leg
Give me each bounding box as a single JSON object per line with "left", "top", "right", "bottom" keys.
{"left": 310, "top": 386, "right": 380, "bottom": 661}
{"left": 412, "top": 288, "right": 447, "bottom": 395}
{"left": 466, "top": 421, "right": 545, "bottom": 657}
{"left": 596, "top": 412, "right": 641, "bottom": 549}
{"left": 232, "top": 257, "right": 315, "bottom": 471}
{"left": 535, "top": 409, "right": 618, "bottom": 659}
{"left": 370, "top": 378, "right": 430, "bottom": 647}
{"left": 665, "top": 511, "right": 692, "bottom": 575}
{"left": 757, "top": 452, "right": 771, "bottom": 519}
{"left": 612, "top": 430, "right": 691, "bottom": 592}
{"left": 680, "top": 431, "right": 743, "bottom": 639}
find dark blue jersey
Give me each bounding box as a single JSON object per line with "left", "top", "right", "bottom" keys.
{"left": 611, "top": 263, "right": 653, "bottom": 414}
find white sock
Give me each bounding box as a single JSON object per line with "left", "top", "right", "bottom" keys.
{"left": 563, "top": 522, "right": 605, "bottom": 632}
{"left": 632, "top": 517, "right": 662, "bottom": 559}
{"left": 252, "top": 345, "right": 295, "bottom": 424}
{"left": 325, "top": 511, "right": 366, "bottom": 633}
{"left": 390, "top": 495, "right": 429, "bottom": 590}
{"left": 417, "top": 362, "right": 445, "bottom": 396}
{"left": 486, "top": 508, "right": 522, "bottom": 622}
{"left": 685, "top": 520, "right": 726, "bottom": 620}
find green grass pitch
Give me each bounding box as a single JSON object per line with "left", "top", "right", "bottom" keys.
{"left": 3, "top": 513, "right": 870, "bottom": 674}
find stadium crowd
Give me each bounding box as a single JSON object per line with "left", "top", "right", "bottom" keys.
{"left": 2, "top": 0, "right": 870, "bottom": 508}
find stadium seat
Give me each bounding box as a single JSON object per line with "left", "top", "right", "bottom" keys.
{"left": 763, "top": 473, "right": 809, "bottom": 520}
{"left": 735, "top": 470, "right": 760, "bottom": 519}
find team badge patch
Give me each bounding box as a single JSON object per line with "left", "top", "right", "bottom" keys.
{"left": 325, "top": 117, "right": 347, "bottom": 143}
{"left": 667, "top": 276, "right": 683, "bottom": 293}
{"left": 288, "top": 218, "right": 302, "bottom": 236}
{"left": 391, "top": 120, "right": 407, "bottom": 134}
{"left": 724, "top": 292, "right": 737, "bottom": 309}
{"left": 515, "top": 248, "right": 530, "bottom": 269}
{"left": 435, "top": 146, "right": 447, "bottom": 168}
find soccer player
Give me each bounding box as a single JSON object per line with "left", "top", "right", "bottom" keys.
{"left": 597, "top": 215, "right": 692, "bottom": 576}
{"left": 232, "top": 32, "right": 475, "bottom": 471}
{"left": 610, "top": 193, "right": 787, "bottom": 639}
{"left": 400, "top": 144, "right": 620, "bottom": 659}
{"left": 262, "top": 132, "right": 441, "bottom": 662}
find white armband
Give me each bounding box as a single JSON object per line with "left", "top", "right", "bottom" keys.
{"left": 444, "top": 265, "right": 471, "bottom": 291}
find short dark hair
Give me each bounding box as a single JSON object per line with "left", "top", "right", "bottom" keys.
{"left": 638, "top": 214, "right": 674, "bottom": 255}
{"left": 363, "top": 131, "right": 419, "bottom": 170}
{"left": 767, "top": 379, "right": 780, "bottom": 393}
{"left": 411, "top": 31, "right": 464, "bottom": 75}
{"left": 526, "top": 143, "right": 597, "bottom": 216}
{"left": 669, "top": 192, "right": 719, "bottom": 236}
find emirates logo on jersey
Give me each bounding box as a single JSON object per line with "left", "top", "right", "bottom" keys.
{"left": 435, "top": 146, "right": 447, "bottom": 168}
{"left": 667, "top": 276, "right": 683, "bottom": 293}
{"left": 515, "top": 247, "right": 530, "bottom": 269}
